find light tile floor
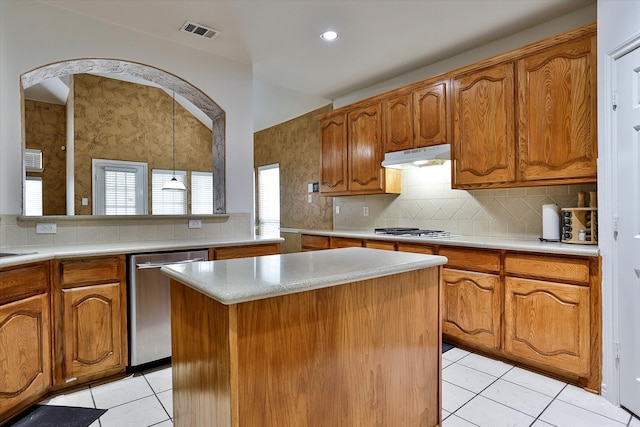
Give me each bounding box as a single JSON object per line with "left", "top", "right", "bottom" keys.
{"left": 40, "top": 346, "right": 640, "bottom": 427}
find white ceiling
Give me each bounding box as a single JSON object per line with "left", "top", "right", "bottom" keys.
{"left": 39, "top": 0, "right": 595, "bottom": 130}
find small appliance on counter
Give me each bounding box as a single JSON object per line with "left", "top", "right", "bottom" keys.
{"left": 541, "top": 203, "right": 561, "bottom": 241}
{"left": 561, "top": 191, "right": 598, "bottom": 245}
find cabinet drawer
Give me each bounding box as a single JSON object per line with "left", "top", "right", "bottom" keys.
{"left": 329, "top": 237, "right": 363, "bottom": 248}
{"left": 364, "top": 240, "right": 396, "bottom": 250}
{"left": 397, "top": 243, "right": 435, "bottom": 255}
{"left": 0, "top": 262, "right": 49, "bottom": 305}
{"left": 56, "top": 256, "right": 121, "bottom": 286}
{"left": 213, "top": 244, "right": 281, "bottom": 260}
{"left": 301, "top": 235, "right": 330, "bottom": 251}
{"left": 505, "top": 253, "right": 590, "bottom": 284}
{"left": 439, "top": 247, "right": 500, "bottom": 273}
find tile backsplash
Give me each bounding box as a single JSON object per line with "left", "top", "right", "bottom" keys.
{"left": 334, "top": 162, "right": 596, "bottom": 239}
{"left": 0, "top": 213, "right": 252, "bottom": 248}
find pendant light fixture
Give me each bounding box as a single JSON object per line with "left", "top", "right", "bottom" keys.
{"left": 162, "top": 91, "right": 187, "bottom": 191}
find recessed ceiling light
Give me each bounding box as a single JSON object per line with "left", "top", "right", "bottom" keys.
{"left": 320, "top": 30, "right": 339, "bottom": 42}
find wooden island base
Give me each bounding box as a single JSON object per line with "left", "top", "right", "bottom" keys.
{"left": 170, "top": 267, "right": 442, "bottom": 427}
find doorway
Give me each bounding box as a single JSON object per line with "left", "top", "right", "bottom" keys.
{"left": 615, "top": 44, "right": 640, "bottom": 418}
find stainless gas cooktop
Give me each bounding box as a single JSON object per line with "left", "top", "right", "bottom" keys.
{"left": 374, "top": 227, "right": 452, "bottom": 238}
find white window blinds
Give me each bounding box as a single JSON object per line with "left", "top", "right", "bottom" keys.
{"left": 152, "top": 169, "right": 187, "bottom": 215}
{"left": 191, "top": 171, "right": 213, "bottom": 214}
{"left": 257, "top": 164, "right": 280, "bottom": 236}
{"left": 24, "top": 177, "right": 43, "bottom": 216}
{"left": 104, "top": 168, "right": 139, "bottom": 215}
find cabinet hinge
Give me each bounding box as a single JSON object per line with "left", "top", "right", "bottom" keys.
{"left": 615, "top": 341, "right": 621, "bottom": 361}
{"left": 613, "top": 215, "right": 619, "bottom": 233}
{"left": 612, "top": 91, "right": 618, "bottom": 111}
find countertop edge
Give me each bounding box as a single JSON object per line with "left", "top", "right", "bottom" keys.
{"left": 0, "top": 236, "right": 284, "bottom": 268}
{"left": 162, "top": 248, "right": 448, "bottom": 305}
{"left": 288, "top": 228, "right": 600, "bottom": 257}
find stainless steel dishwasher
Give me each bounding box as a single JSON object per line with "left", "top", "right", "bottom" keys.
{"left": 129, "top": 249, "right": 208, "bottom": 369}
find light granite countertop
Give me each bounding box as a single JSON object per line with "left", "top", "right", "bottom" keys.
{"left": 161, "top": 247, "right": 447, "bottom": 305}
{"left": 0, "top": 235, "right": 283, "bottom": 268}
{"left": 283, "top": 228, "right": 600, "bottom": 257}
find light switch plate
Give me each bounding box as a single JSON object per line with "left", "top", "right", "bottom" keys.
{"left": 36, "top": 223, "right": 57, "bottom": 234}
{"left": 188, "top": 219, "right": 202, "bottom": 229}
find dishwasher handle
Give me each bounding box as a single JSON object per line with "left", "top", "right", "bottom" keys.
{"left": 136, "top": 257, "right": 205, "bottom": 269}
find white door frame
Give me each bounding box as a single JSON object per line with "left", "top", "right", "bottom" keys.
{"left": 600, "top": 32, "right": 640, "bottom": 406}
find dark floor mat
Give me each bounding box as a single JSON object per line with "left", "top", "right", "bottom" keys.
{"left": 442, "top": 342, "right": 454, "bottom": 353}
{"left": 8, "top": 405, "right": 106, "bottom": 427}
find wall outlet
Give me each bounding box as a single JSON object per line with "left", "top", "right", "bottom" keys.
{"left": 308, "top": 194, "right": 313, "bottom": 203}
{"left": 363, "top": 206, "right": 369, "bottom": 217}
{"left": 188, "top": 219, "right": 202, "bottom": 229}
{"left": 82, "top": 197, "right": 89, "bottom": 206}
{"left": 335, "top": 205, "right": 340, "bottom": 214}
{"left": 36, "top": 223, "right": 57, "bottom": 234}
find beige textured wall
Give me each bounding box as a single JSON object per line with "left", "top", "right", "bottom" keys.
{"left": 73, "top": 74, "right": 212, "bottom": 215}
{"left": 24, "top": 100, "right": 67, "bottom": 215}
{"left": 254, "top": 105, "right": 333, "bottom": 253}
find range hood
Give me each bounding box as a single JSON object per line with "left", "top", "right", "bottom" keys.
{"left": 381, "top": 144, "right": 450, "bottom": 169}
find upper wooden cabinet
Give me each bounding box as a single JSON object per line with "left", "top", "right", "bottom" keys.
{"left": 319, "top": 113, "right": 349, "bottom": 194}
{"left": 384, "top": 81, "right": 449, "bottom": 153}
{"left": 452, "top": 62, "right": 517, "bottom": 186}
{"left": 384, "top": 92, "right": 413, "bottom": 152}
{"left": 517, "top": 36, "right": 597, "bottom": 182}
{"left": 413, "top": 81, "right": 449, "bottom": 148}
{"left": 452, "top": 27, "right": 597, "bottom": 188}
{"left": 319, "top": 104, "right": 400, "bottom": 196}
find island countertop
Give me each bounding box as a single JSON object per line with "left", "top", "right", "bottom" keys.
{"left": 161, "top": 246, "right": 447, "bottom": 305}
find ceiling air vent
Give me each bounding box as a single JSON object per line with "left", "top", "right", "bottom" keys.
{"left": 180, "top": 21, "right": 220, "bottom": 39}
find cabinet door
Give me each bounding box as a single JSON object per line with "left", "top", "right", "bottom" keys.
{"left": 518, "top": 36, "right": 597, "bottom": 182}
{"left": 59, "top": 282, "right": 123, "bottom": 381}
{"left": 453, "top": 63, "right": 516, "bottom": 186}
{"left": 413, "top": 81, "right": 448, "bottom": 147}
{"left": 213, "top": 243, "right": 281, "bottom": 260}
{"left": 384, "top": 92, "right": 413, "bottom": 152}
{"left": 319, "top": 113, "right": 348, "bottom": 194}
{"left": 0, "top": 293, "right": 51, "bottom": 416}
{"left": 504, "top": 277, "right": 589, "bottom": 376}
{"left": 348, "top": 103, "right": 384, "bottom": 192}
{"left": 442, "top": 269, "right": 501, "bottom": 349}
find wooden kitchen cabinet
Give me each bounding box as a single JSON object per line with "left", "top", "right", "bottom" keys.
{"left": 301, "top": 234, "right": 330, "bottom": 251}
{"left": 503, "top": 252, "right": 598, "bottom": 388}
{"left": 348, "top": 102, "right": 391, "bottom": 193}
{"left": 211, "top": 243, "right": 281, "bottom": 260}
{"left": 440, "top": 248, "right": 502, "bottom": 350}
{"left": 517, "top": 35, "right": 597, "bottom": 183}
{"left": 384, "top": 81, "right": 449, "bottom": 153}
{"left": 504, "top": 277, "right": 590, "bottom": 376}
{"left": 413, "top": 81, "right": 449, "bottom": 148}
{"left": 329, "top": 236, "right": 363, "bottom": 248}
{"left": 452, "top": 62, "right": 516, "bottom": 187}
{"left": 52, "top": 255, "right": 127, "bottom": 386}
{"left": 319, "top": 103, "right": 400, "bottom": 196}
{"left": 319, "top": 112, "right": 348, "bottom": 194}
{"left": 0, "top": 263, "right": 51, "bottom": 421}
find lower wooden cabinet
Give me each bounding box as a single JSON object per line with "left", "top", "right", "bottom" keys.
{"left": 211, "top": 243, "right": 281, "bottom": 260}
{"left": 442, "top": 269, "right": 502, "bottom": 350}
{"left": 504, "top": 277, "right": 590, "bottom": 376}
{"left": 0, "top": 263, "right": 51, "bottom": 421}
{"left": 301, "top": 234, "right": 330, "bottom": 251}
{"left": 52, "top": 255, "right": 127, "bottom": 386}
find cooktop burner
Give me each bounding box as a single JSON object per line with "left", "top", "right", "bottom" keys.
{"left": 374, "top": 227, "right": 452, "bottom": 238}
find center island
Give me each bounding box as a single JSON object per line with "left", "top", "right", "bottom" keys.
{"left": 161, "top": 247, "right": 447, "bottom": 427}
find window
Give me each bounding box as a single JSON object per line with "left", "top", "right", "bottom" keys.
{"left": 257, "top": 164, "right": 280, "bottom": 236}
{"left": 24, "top": 149, "right": 43, "bottom": 172}
{"left": 93, "top": 159, "right": 148, "bottom": 215}
{"left": 24, "top": 177, "right": 43, "bottom": 216}
{"left": 152, "top": 169, "right": 187, "bottom": 215}
{"left": 191, "top": 171, "right": 213, "bottom": 214}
